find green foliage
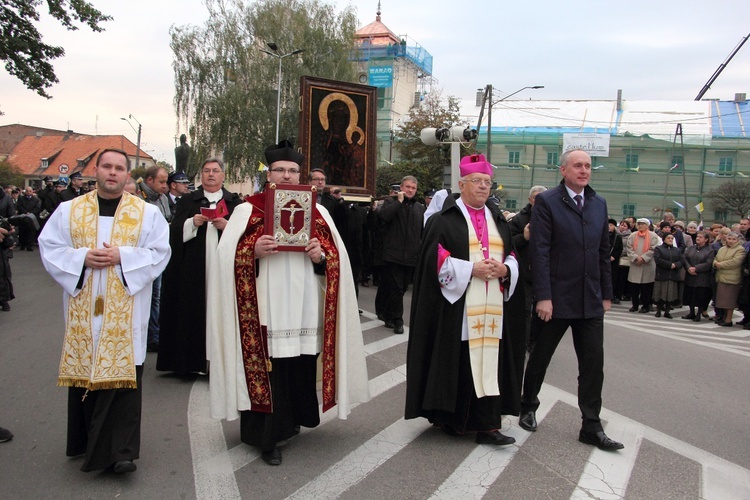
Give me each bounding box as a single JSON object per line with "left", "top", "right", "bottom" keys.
{"left": 156, "top": 160, "right": 174, "bottom": 173}
{"left": 172, "top": 0, "right": 358, "bottom": 182}
{"left": 0, "top": 160, "right": 25, "bottom": 188}
{"left": 375, "top": 91, "right": 476, "bottom": 197}
{"left": 0, "top": 0, "right": 111, "bottom": 98}
{"left": 130, "top": 166, "right": 147, "bottom": 182}
{"left": 707, "top": 180, "right": 750, "bottom": 217}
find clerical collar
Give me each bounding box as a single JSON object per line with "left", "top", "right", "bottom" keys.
{"left": 98, "top": 195, "right": 122, "bottom": 216}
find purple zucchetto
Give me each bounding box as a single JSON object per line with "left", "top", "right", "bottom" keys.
{"left": 459, "top": 153, "right": 493, "bottom": 177}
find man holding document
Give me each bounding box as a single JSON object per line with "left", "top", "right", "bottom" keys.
{"left": 157, "top": 158, "right": 241, "bottom": 375}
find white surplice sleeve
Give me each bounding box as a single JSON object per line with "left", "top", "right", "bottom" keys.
{"left": 439, "top": 256, "right": 473, "bottom": 304}
{"left": 38, "top": 202, "right": 90, "bottom": 297}
{"left": 119, "top": 205, "right": 171, "bottom": 296}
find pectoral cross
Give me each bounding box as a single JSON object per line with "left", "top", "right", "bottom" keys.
{"left": 281, "top": 204, "right": 304, "bottom": 234}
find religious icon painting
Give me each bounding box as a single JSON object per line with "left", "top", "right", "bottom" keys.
{"left": 299, "top": 76, "right": 376, "bottom": 197}
{"left": 263, "top": 183, "right": 317, "bottom": 251}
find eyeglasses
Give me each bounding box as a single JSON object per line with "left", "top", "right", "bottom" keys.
{"left": 310, "top": 177, "right": 326, "bottom": 182}
{"left": 464, "top": 178, "right": 493, "bottom": 187}
{"left": 271, "top": 167, "right": 300, "bottom": 174}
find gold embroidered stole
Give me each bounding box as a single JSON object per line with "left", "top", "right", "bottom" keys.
{"left": 58, "top": 191, "right": 144, "bottom": 390}
{"left": 465, "top": 213, "right": 504, "bottom": 398}
{"left": 235, "top": 200, "right": 340, "bottom": 414}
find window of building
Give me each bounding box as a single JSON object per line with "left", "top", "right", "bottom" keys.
{"left": 626, "top": 154, "right": 639, "bottom": 169}
{"left": 505, "top": 199, "right": 517, "bottom": 210}
{"left": 377, "top": 87, "right": 386, "bottom": 109}
{"left": 719, "top": 157, "right": 734, "bottom": 175}
{"left": 714, "top": 210, "right": 728, "bottom": 223}
{"left": 670, "top": 155, "right": 683, "bottom": 173}
{"left": 41, "top": 158, "right": 49, "bottom": 169}
{"left": 622, "top": 203, "right": 635, "bottom": 217}
{"left": 547, "top": 152, "right": 558, "bottom": 166}
{"left": 508, "top": 151, "right": 520, "bottom": 165}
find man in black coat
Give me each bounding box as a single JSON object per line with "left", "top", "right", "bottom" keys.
{"left": 519, "top": 149, "right": 624, "bottom": 451}
{"left": 157, "top": 158, "right": 241, "bottom": 374}
{"left": 608, "top": 218, "right": 624, "bottom": 303}
{"left": 405, "top": 154, "right": 523, "bottom": 445}
{"left": 376, "top": 176, "right": 425, "bottom": 334}
{"left": 15, "top": 187, "right": 42, "bottom": 251}
{"left": 58, "top": 172, "right": 85, "bottom": 201}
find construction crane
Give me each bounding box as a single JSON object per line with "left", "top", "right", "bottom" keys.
{"left": 695, "top": 33, "right": 750, "bottom": 101}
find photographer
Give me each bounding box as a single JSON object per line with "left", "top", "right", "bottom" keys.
{"left": 0, "top": 186, "right": 14, "bottom": 311}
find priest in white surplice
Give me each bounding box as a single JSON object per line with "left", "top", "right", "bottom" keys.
{"left": 39, "top": 148, "right": 171, "bottom": 474}
{"left": 207, "top": 140, "right": 370, "bottom": 466}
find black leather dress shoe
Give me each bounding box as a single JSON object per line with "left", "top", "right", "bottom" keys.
{"left": 384, "top": 321, "right": 395, "bottom": 329}
{"left": 578, "top": 430, "right": 624, "bottom": 451}
{"left": 518, "top": 411, "right": 537, "bottom": 431}
{"left": 393, "top": 325, "right": 404, "bottom": 334}
{"left": 681, "top": 313, "right": 695, "bottom": 320}
{"left": 475, "top": 430, "right": 515, "bottom": 446}
{"left": 628, "top": 306, "right": 638, "bottom": 312}
{"left": 112, "top": 460, "right": 137, "bottom": 473}
{"left": 261, "top": 447, "right": 282, "bottom": 466}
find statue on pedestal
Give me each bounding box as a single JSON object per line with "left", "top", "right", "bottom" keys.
{"left": 175, "top": 134, "right": 191, "bottom": 173}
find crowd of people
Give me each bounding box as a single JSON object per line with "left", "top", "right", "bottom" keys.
{"left": 609, "top": 213, "right": 750, "bottom": 328}
{"left": 5, "top": 142, "right": 749, "bottom": 475}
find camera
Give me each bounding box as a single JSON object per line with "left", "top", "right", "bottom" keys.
{"left": 0, "top": 217, "right": 19, "bottom": 249}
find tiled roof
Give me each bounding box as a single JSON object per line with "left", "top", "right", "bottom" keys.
{"left": 355, "top": 12, "right": 399, "bottom": 45}
{"left": 7, "top": 134, "right": 152, "bottom": 179}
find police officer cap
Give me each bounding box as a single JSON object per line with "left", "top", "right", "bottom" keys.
{"left": 69, "top": 172, "right": 83, "bottom": 180}
{"left": 168, "top": 171, "right": 189, "bottom": 184}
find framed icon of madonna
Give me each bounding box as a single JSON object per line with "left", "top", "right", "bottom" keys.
{"left": 299, "top": 76, "right": 376, "bottom": 197}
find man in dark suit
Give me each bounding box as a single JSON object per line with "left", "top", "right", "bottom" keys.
{"left": 519, "top": 149, "right": 624, "bottom": 451}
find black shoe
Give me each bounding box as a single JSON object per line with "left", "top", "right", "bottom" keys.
{"left": 655, "top": 309, "right": 661, "bottom": 318}
{"left": 518, "top": 411, "right": 537, "bottom": 431}
{"left": 628, "top": 306, "right": 638, "bottom": 312}
{"left": 664, "top": 312, "right": 673, "bottom": 319}
{"left": 701, "top": 311, "right": 710, "bottom": 318}
{"left": 384, "top": 321, "right": 395, "bottom": 329}
{"left": 393, "top": 325, "right": 404, "bottom": 334}
{"left": 744, "top": 323, "right": 750, "bottom": 330}
{"left": 612, "top": 298, "right": 621, "bottom": 304}
{"left": 112, "top": 460, "right": 137, "bottom": 474}
{"left": 682, "top": 313, "right": 695, "bottom": 320}
{"left": 720, "top": 321, "right": 734, "bottom": 327}
{"left": 638, "top": 307, "right": 649, "bottom": 313}
{"left": 578, "top": 430, "right": 624, "bottom": 451}
{"left": 261, "top": 448, "right": 282, "bottom": 466}
{"left": 475, "top": 430, "right": 515, "bottom": 446}
{"left": 0, "top": 301, "right": 9, "bottom": 312}
{"left": 738, "top": 318, "right": 750, "bottom": 326}
{"left": 693, "top": 316, "right": 701, "bottom": 322}
{"left": 0, "top": 426, "right": 13, "bottom": 442}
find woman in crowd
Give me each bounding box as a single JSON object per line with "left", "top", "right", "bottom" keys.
{"left": 614, "top": 220, "right": 632, "bottom": 303}
{"left": 626, "top": 218, "right": 660, "bottom": 313}
{"left": 681, "top": 231, "right": 715, "bottom": 321}
{"left": 713, "top": 231, "right": 746, "bottom": 326}
{"left": 653, "top": 233, "right": 683, "bottom": 318}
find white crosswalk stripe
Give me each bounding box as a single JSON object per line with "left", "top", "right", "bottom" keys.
{"left": 188, "top": 308, "right": 750, "bottom": 499}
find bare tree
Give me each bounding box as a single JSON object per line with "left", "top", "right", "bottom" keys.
{"left": 707, "top": 180, "right": 750, "bottom": 217}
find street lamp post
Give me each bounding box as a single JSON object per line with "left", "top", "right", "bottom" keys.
{"left": 120, "top": 114, "right": 142, "bottom": 170}
{"left": 477, "top": 85, "right": 544, "bottom": 163}
{"left": 261, "top": 43, "right": 304, "bottom": 143}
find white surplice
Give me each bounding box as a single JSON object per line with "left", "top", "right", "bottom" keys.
{"left": 39, "top": 200, "right": 171, "bottom": 365}
{"left": 207, "top": 201, "right": 370, "bottom": 421}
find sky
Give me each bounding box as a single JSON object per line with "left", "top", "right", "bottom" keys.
{"left": 1, "top": 0, "right": 748, "bottom": 164}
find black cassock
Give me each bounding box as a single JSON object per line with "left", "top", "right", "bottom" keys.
{"left": 157, "top": 187, "right": 241, "bottom": 374}
{"left": 404, "top": 194, "right": 525, "bottom": 432}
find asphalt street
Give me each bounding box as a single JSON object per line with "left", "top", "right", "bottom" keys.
{"left": 1, "top": 248, "right": 749, "bottom": 499}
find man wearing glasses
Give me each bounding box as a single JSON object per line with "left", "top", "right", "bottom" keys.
{"left": 308, "top": 168, "right": 338, "bottom": 213}
{"left": 406, "top": 153, "right": 521, "bottom": 446}
{"left": 208, "top": 140, "right": 369, "bottom": 466}
{"left": 158, "top": 158, "right": 241, "bottom": 375}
